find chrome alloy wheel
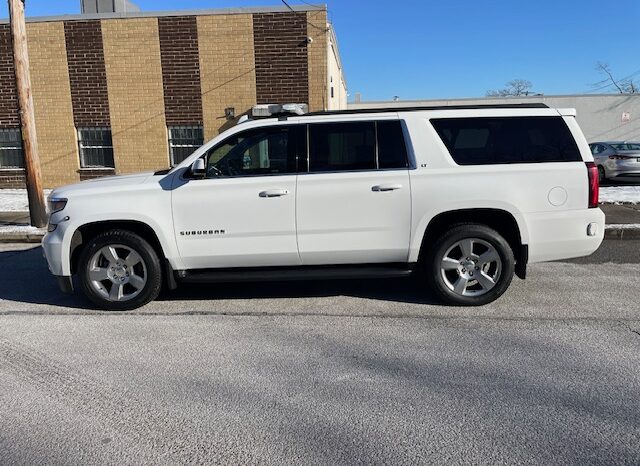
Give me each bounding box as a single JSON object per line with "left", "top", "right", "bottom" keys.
{"left": 88, "top": 244, "right": 147, "bottom": 302}
{"left": 439, "top": 238, "right": 502, "bottom": 297}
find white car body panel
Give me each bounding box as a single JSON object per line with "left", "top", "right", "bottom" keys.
{"left": 42, "top": 106, "right": 605, "bottom": 285}
{"left": 171, "top": 173, "right": 300, "bottom": 269}
{"left": 296, "top": 169, "right": 411, "bottom": 264}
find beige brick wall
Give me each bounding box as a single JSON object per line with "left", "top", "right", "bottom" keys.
{"left": 27, "top": 21, "right": 79, "bottom": 189}
{"left": 101, "top": 18, "right": 168, "bottom": 173}
{"left": 197, "top": 14, "right": 257, "bottom": 140}
{"left": 307, "top": 10, "right": 328, "bottom": 112}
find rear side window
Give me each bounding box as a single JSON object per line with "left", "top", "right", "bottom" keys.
{"left": 309, "top": 122, "right": 376, "bottom": 172}
{"left": 308, "top": 120, "right": 409, "bottom": 172}
{"left": 377, "top": 120, "right": 409, "bottom": 169}
{"left": 431, "top": 117, "right": 581, "bottom": 165}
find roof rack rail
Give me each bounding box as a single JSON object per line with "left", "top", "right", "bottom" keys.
{"left": 305, "top": 103, "right": 550, "bottom": 117}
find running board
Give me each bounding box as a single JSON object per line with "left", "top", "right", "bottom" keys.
{"left": 178, "top": 263, "right": 416, "bottom": 284}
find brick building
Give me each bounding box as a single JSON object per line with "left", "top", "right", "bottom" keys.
{"left": 0, "top": 5, "right": 347, "bottom": 188}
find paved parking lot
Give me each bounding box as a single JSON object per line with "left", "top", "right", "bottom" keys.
{"left": 0, "top": 242, "right": 639, "bottom": 465}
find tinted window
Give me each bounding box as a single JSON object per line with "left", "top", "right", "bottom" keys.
{"left": 431, "top": 117, "right": 581, "bottom": 165}
{"left": 611, "top": 143, "right": 640, "bottom": 151}
{"left": 309, "top": 122, "right": 375, "bottom": 172}
{"left": 206, "top": 126, "right": 299, "bottom": 178}
{"left": 377, "top": 120, "right": 409, "bottom": 169}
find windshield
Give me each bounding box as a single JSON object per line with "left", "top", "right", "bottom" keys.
{"left": 610, "top": 143, "right": 640, "bottom": 151}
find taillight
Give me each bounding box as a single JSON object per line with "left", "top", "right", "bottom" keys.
{"left": 586, "top": 162, "right": 599, "bottom": 208}
{"left": 608, "top": 155, "right": 633, "bottom": 160}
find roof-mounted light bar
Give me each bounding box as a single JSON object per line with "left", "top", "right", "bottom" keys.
{"left": 250, "top": 103, "right": 308, "bottom": 118}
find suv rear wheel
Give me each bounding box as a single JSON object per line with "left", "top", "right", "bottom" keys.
{"left": 424, "top": 224, "right": 515, "bottom": 306}
{"left": 77, "top": 230, "right": 162, "bottom": 311}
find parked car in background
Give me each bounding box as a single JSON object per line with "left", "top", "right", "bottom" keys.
{"left": 589, "top": 141, "right": 640, "bottom": 182}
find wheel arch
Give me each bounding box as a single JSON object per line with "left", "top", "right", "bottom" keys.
{"left": 414, "top": 208, "right": 528, "bottom": 278}
{"left": 70, "top": 220, "right": 167, "bottom": 275}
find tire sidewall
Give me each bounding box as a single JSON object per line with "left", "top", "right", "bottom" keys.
{"left": 78, "top": 230, "right": 162, "bottom": 311}
{"left": 425, "top": 224, "right": 515, "bottom": 306}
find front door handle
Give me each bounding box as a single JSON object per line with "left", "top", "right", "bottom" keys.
{"left": 372, "top": 184, "right": 403, "bottom": 192}
{"left": 259, "top": 189, "right": 289, "bottom": 198}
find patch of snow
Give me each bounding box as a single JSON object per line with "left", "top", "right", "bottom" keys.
{"left": 0, "top": 224, "right": 45, "bottom": 234}
{"left": 599, "top": 186, "right": 640, "bottom": 204}
{"left": 0, "top": 189, "right": 52, "bottom": 212}
{"left": 605, "top": 224, "right": 640, "bottom": 230}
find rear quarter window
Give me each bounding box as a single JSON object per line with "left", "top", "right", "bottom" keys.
{"left": 431, "top": 116, "right": 581, "bottom": 165}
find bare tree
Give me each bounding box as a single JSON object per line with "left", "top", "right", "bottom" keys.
{"left": 594, "top": 62, "right": 638, "bottom": 94}
{"left": 486, "top": 79, "right": 534, "bottom": 97}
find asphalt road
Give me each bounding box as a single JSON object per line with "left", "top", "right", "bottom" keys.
{"left": 0, "top": 241, "right": 639, "bottom": 465}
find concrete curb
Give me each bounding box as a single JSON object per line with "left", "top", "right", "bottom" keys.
{"left": 0, "top": 232, "right": 44, "bottom": 243}
{"left": 604, "top": 227, "right": 640, "bottom": 240}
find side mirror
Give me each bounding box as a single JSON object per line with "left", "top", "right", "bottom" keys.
{"left": 191, "top": 158, "right": 205, "bottom": 177}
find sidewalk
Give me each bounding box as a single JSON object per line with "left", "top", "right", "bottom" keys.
{"left": 602, "top": 204, "right": 640, "bottom": 239}
{"left": 1, "top": 204, "right": 639, "bottom": 243}
{"left": 0, "top": 211, "right": 45, "bottom": 242}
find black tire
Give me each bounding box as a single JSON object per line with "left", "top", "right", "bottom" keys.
{"left": 423, "top": 224, "right": 515, "bottom": 306}
{"left": 598, "top": 166, "right": 606, "bottom": 184}
{"left": 77, "top": 229, "right": 162, "bottom": 311}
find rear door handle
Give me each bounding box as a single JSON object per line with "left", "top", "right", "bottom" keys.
{"left": 372, "top": 184, "right": 403, "bottom": 192}
{"left": 259, "top": 189, "right": 289, "bottom": 198}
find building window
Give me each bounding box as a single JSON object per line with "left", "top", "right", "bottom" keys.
{"left": 169, "top": 126, "right": 204, "bottom": 166}
{"left": 0, "top": 128, "right": 24, "bottom": 168}
{"left": 78, "top": 127, "right": 115, "bottom": 168}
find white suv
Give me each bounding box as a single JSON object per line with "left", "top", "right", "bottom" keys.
{"left": 42, "top": 104, "right": 604, "bottom": 310}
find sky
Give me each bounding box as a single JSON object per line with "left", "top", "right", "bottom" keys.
{"left": 1, "top": 0, "right": 639, "bottom": 101}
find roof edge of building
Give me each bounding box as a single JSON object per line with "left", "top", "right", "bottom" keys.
{"left": 0, "top": 4, "right": 327, "bottom": 24}
{"left": 351, "top": 93, "right": 640, "bottom": 106}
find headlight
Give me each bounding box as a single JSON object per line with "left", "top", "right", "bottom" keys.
{"left": 47, "top": 197, "right": 67, "bottom": 214}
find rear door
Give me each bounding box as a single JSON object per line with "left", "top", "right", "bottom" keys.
{"left": 296, "top": 119, "right": 412, "bottom": 265}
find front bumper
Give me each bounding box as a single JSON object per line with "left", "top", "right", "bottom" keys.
{"left": 55, "top": 275, "right": 74, "bottom": 293}
{"left": 41, "top": 229, "right": 66, "bottom": 276}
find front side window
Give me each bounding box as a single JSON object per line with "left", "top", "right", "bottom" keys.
{"left": 205, "top": 126, "right": 299, "bottom": 178}
{"left": 431, "top": 117, "right": 581, "bottom": 165}
{"left": 78, "top": 127, "right": 114, "bottom": 168}
{"left": 0, "top": 128, "right": 24, "bottom": 168}
{"left": 169, "top": 126, "right": 204, "bottom": 166}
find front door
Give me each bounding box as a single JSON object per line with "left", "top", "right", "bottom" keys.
{"left": 296, "top": 120, "right": 412, "bottom": 265}
{"left": 171, "top": 124, "right": 303, "bottom": 269}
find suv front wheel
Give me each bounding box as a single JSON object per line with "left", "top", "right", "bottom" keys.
{"left": 77, "top": 230, "right": 163, "bottom": 311}
{"left": 425, "top": 224, "right": 515, "bottom": 306}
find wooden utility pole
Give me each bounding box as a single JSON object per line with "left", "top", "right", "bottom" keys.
{"left": 8, "top": 0, "right": 46, "bottom": 227}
